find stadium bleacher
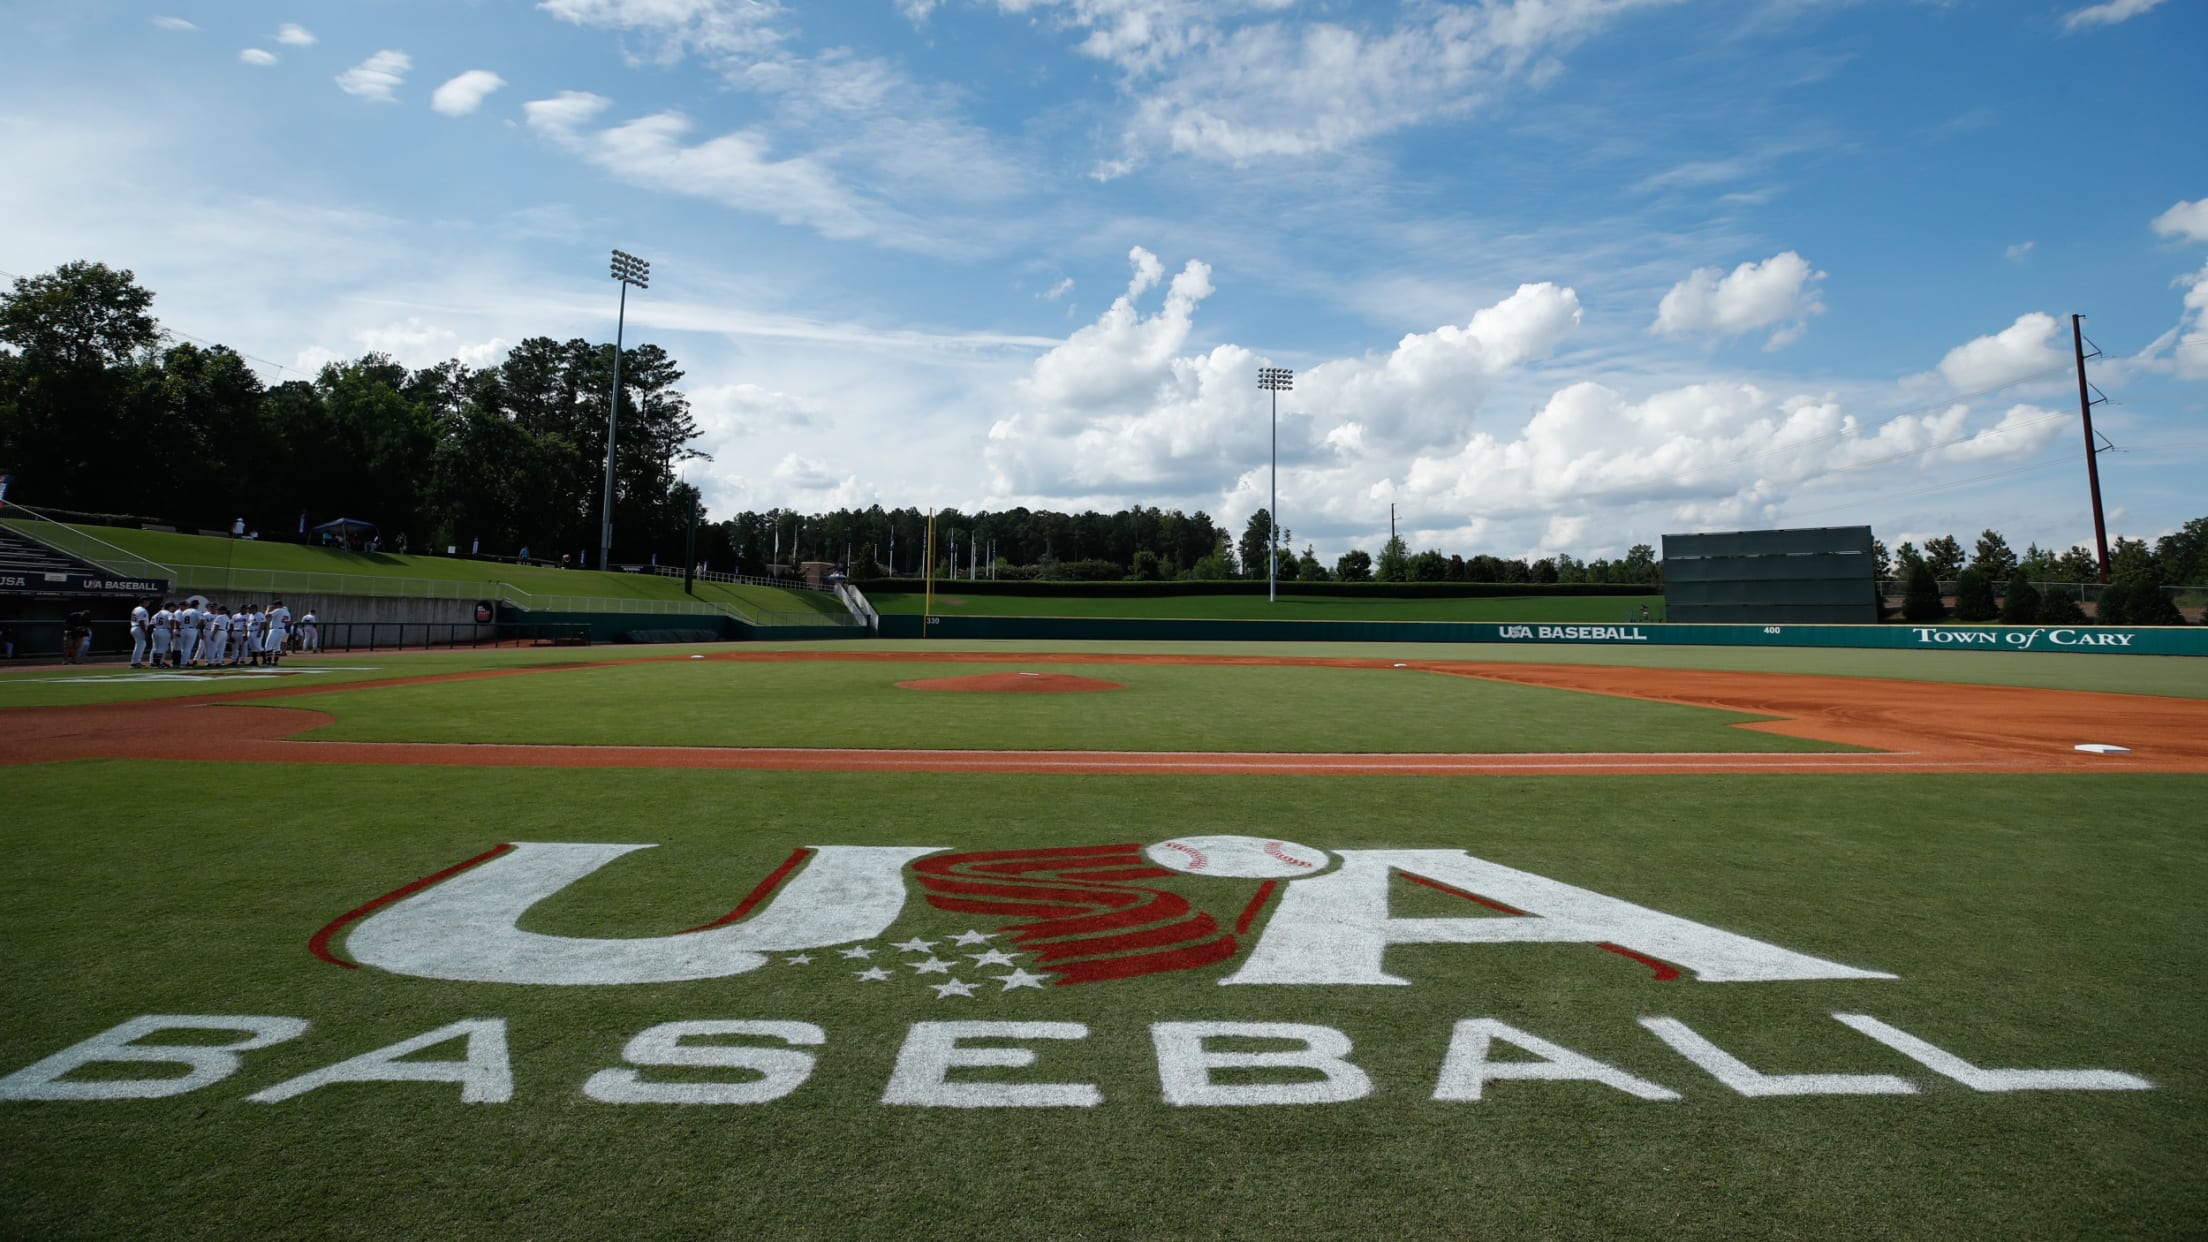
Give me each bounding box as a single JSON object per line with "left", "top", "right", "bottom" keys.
{"left": 0, "top": 526, "right": 103, "bottom": 578}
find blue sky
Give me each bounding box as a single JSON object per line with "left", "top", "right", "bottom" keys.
{"left": 4, "top": 0, "right": 2203, "bottom": 564}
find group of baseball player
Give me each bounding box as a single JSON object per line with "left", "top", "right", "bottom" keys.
{"left": 128, "top": 598, "right": 319, "bottom": 670}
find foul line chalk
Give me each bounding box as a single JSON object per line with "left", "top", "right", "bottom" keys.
{"left": 2073, "top": 743, "right": 2132, "bottom": 755}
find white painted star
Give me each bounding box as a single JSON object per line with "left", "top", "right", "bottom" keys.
{"left": 839, "top": 946, "right": 874, "bottom": 959}
{"left": 909, "top": 956, "right": 954, "bottom": 975}
{"left": 854, "top": 967, "right": 892, "bottom": 982}
{"left": 931, "top": 978, "right": 977, "bottom": 998}
{"left": 969, "top": 949, "right": 1018, "bottom": 968}
{"left": 951, "top": 930, "right": 996, "bottom": 945}
{"left": 994, "top": 969, "right": 1049, "bottom": 991}
{"left": 783, "top": 954, "right": 813, "bottom": 965}
{"left": 892, "top": 937, "right": 936, "bottom": 953}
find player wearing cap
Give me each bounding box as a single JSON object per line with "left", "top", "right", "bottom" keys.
{"left": 129, "top": 599, "right": 151, "bottom": 668}
{"left": 176, "top": 601, "right": 201, "bottom": 668}
{"left": 265, "top": 600, "right": 290, "bottom": 664}
{"left": 149, "top": 603, "right": 174, "bottom": 668}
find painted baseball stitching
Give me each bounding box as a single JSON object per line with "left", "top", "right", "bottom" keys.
{"left": 1160, "top": 841, "right": 1209, "bottom": 871}
{"left": 1263, "top": 841, "right": 1317, "bottom": 868}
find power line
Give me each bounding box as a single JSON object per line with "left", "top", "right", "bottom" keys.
{"left": 0, "top": 265, "right": 307, "bottom": 381}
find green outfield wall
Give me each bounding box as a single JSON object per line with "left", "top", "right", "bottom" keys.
{"left": 877, "top": 614, "right": 2207, "bottom": 655}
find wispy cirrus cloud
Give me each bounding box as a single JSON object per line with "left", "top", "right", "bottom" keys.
{"left": 2062, "top": 0, "right": 2168, "bottom": 32}
{"left": 996, "top": 0, "right": 1677, "bottom": 173}
{"left": 275, "top": 23, "right": 316, "bottom": 46}
{"left": 150, "top": 15, "right": 198, "bottom": 32}
{"left": 239, "top": 49, "right": 279, "bottom": 67}
{"left": 336, "top": 50, "right": 412, "bottom": 102}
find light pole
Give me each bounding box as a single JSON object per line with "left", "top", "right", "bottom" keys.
{"left": 1257, "top": 366, "right": 1293, "bottom": 604}
{"left": 601, "top": 248, "right": 650, "bottom": 573}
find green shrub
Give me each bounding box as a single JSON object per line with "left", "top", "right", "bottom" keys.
{"left": 1998, "top": 572, "right": 2040, "bottom": 624}
{"left": 2038, "top": 589, "right": 2088, "bottom": 625}
{"left": 1954, "top": 568, "right": 1997, "bottom": 622}
{"left": 1901, "top": 562, "right": 1944, "bottom": 621}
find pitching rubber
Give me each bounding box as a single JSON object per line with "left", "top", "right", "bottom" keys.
{"left": 1145, "top": 834, "right": 1331, "bottom": 879}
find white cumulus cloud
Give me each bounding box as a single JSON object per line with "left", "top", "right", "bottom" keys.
{"left": 276, "top": 23, "right": 316, "bottom": 46}
{"left": 2063, "top": 0, "right": 2168, "bottom": 32}
{"left": 432, "top": 70, "right": 508, "bottom": 117}
{"left": 239, "top": 49, "right": 278, "bottom": 66}
{"left": 987, "top": 263, "right": 1582, "bottom": 502}
{"left": 2152, "top": 197, "right": 2208, "bottom": 243}
{"left": 1932, "top": 312, "right": 2069, "bottom": 392}
{"left": 337, "top": 50, "right": 412, "bottom": 102}
{"left": 2175, "top": 261, "right": 2208, "bottom": 380}
{"left": 1651, "top": 251, "right": 1826, "bottom": 350}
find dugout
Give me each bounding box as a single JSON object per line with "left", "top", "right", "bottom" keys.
{"left": 1662, "top": 526, "right": 1877, "bottom": 624}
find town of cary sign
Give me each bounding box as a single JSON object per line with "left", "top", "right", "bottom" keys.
{"left": 0, "top": 836, "right": 2154, "bottom": 1108}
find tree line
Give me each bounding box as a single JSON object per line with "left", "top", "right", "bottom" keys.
{"left": 1881, "top": 523, "right": 2205, "bottom": 626}
{"left": 1, "top": 261, "right": 704, "bottom": 564}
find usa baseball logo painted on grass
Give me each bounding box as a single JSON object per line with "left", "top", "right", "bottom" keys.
{"left": 305, "top": 835, "right": 1892, "bottom": 989}
{"left": 2, "top": 835, "right": 2158, "bottom": 1107}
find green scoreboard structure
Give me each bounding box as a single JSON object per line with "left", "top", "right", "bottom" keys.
{"left": 1661, "top": 525, "right": 1878, "bottom": 624}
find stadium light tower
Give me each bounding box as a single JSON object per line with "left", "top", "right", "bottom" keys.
{"left": 1257, "top": 366, "right": 1293, "bottom": 604}
{"left": 600, "top": 248, "right": 651, "bottom": 572}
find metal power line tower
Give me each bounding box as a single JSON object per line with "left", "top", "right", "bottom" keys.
{"left": 2070, "top": 314, "right": 2113, "bottom": 584}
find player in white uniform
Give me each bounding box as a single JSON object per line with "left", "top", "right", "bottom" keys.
{"left": 265, "top": 601, "right": 290, "bottom": 664}
{"left": 149, "top": 604, "right": 173, "bottom": 667}
{"left": 229, "top": 607, "right": 249, "bottom": 666}
{"left": 129, "top": 600, "right": 151, "bottom": 667}
{"left": 300, "top": 611, "right": 319, "bottom": 653}
{"left": 203, "top": 603, "right": 228, "bottom": 667}
{"left": 176, "top": 602, "right": 201, "bottom": 668}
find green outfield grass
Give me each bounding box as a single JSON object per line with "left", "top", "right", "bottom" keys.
{"left": 274, "top": 659, "right": 1848, "bottom": 753}
{"left": 870, "top": 589, "right": 1667, "bottom": 622}
{"left": 2, "top": 762, "right": 2201, "bottom": 1239}
{"left": 2, "top": 637, "right": 2203, "bottom": 711}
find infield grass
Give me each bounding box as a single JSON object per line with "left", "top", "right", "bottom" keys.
{"left": 276, "top": 659, "right": 1851, "bottom": 753}
{"left": 2, "top": 761, "right": 2201, "bottom": 1239}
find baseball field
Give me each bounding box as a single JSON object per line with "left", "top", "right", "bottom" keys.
{"left": 3, "top": 638, "right": 2204, "bottom": 1239}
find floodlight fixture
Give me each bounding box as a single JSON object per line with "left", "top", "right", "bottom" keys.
{"left": 1256, "top": 366, "right": 1293, "bottom": 603}
{"left": 601, "top": 248, "right": 653, "bottom": 570}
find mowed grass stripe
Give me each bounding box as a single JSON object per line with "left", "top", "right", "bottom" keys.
{"left": 273, "top": 659, "right": 1850, "bottom": 753}
{"left": 0, "top": 763, "right": 2200, "bottom": 1239}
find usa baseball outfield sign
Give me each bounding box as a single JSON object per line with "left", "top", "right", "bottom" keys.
{"left": 0, "top": 835, "right": 2153, "bottom": 1107}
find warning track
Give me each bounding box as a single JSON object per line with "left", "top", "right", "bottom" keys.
{"left": 3, "top": 650, "right": 2205, "bottom": 775}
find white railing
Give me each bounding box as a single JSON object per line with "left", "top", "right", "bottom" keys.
{"left": 643, "top": 564, "right": 834, "bottom": 592}
{"left": 166, "top": 564, "right": 492, "bottom": 600}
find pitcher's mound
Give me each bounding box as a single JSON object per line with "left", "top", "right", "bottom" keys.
{"left": 897, "top": 672, "right": 1125, "bottom": 693}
